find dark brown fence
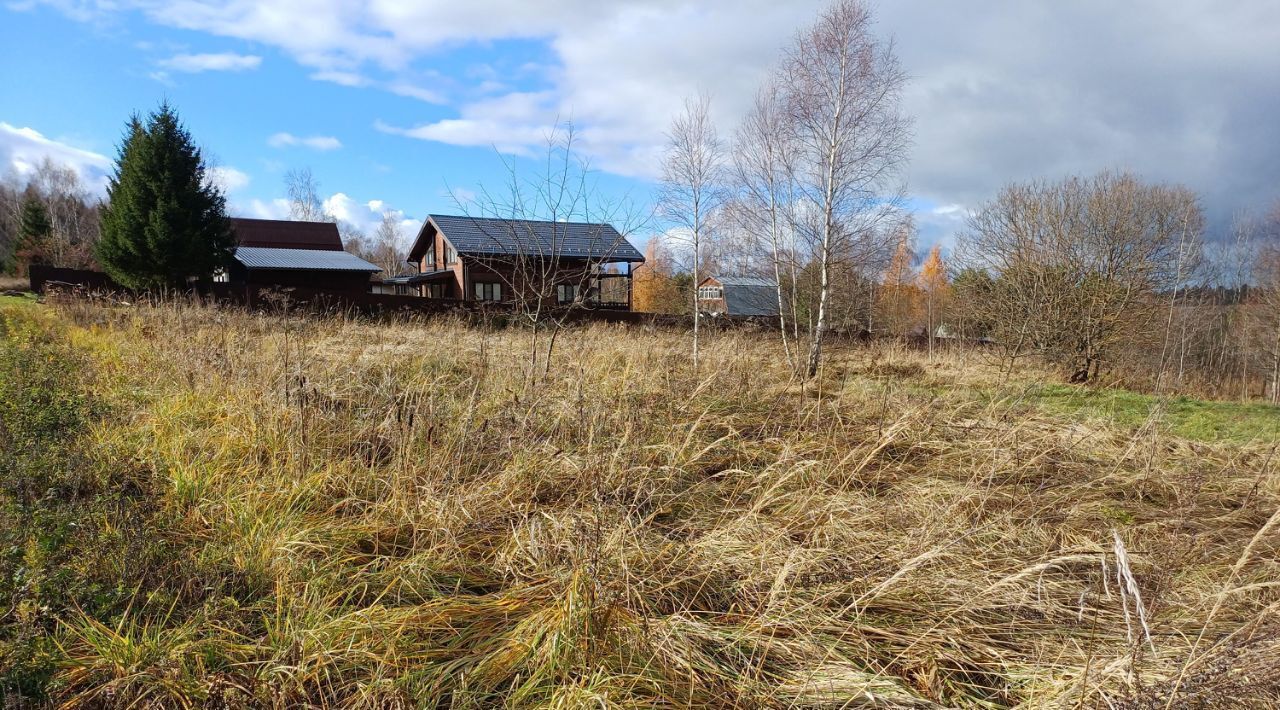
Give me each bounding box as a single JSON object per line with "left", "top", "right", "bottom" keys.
{"left": 26, "top": 266, "right": 717, "bottom": 328}
{"left": 28, "top": 265, "right": 122, "bottom": 294}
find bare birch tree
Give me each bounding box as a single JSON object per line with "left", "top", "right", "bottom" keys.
{"left": 780, "top": 0, "right": 911, "bottom": 377}
{"left": 733, "top": 82, "right": 802, "bottom": 370}
{"left": 660, "top": 93, "right": 725, "bottom": 374}
{"left": 1248, "top": 203, "right": 1280, "bottom": 402}
{"left": 369, "top": 211, "right": 408, "bottom": 276}
{"left": 284, "top": 168, "right": 331, "bottom": 223}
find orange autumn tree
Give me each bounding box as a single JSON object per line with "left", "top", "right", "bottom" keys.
{"left": 633, "top": 236, "right": 681, "bottom": 313}
{"left": 876, "top": 222, "right": 920, "bottom": 336}
{"left": 918, "top": 244, "right": 950, "bottom": 355}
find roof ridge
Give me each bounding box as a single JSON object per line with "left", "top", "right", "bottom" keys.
{"left": 430, "top": 214, "right": 618, "bottom": 228}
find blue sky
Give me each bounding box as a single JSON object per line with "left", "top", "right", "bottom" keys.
{"left": 3, "top": 0, "right": 1279, "bottom": 251}
{"left": 0, "top": 2, "right": 653, "bottom": 242}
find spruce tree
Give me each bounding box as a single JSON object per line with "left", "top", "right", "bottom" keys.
{"left": 96, "top": 103, "right": 233, "bottom": 289}
{"left": 16, "top": 197, "right": 52, "bottom": 270}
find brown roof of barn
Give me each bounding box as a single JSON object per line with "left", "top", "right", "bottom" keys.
{"left": 230, "top": 218, "right": 344, "bottom": 251}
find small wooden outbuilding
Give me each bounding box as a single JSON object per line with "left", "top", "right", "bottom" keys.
{"left": 225, "top": 218, "right": 380, "bottom": 294}
{"left": 696, "top": 276, "right": 780, "bottom": 317}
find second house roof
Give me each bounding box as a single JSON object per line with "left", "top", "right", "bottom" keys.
{"left": 410, "top": 214, "right": 645, "bottom": 263}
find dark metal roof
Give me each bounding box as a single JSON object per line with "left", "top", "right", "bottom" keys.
{"left": 411, "top": 214, "right": 644, "bottom": 262}
{"left": 230, "top": 218, "right": 344, "bottom": 251}
{"left": 715, "top": 276, "right": 776, "bottom": 288}
{"left": 233, "top": 247, "right": 381, "bottom": 272}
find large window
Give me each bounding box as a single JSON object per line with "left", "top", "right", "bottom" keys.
{"left": 556, "top": 283, "right": 580, "bottom": 304}
{"left": 444, "top": 242, "right": 457, "bottom": 265}
{"left": 474, "top": 282, "right": 502, "bottom": 302}
{"left": 698, "top": 286, "right": 723, "bottom": 300}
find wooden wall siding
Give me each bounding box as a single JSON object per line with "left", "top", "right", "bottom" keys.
{"left": 698, "top": 297, "right": 728, "bottom": 314}
{"left": 417, "top": 231, "right": 465, "bottom": 298}
{"left": 463, "top": 258, "right": 631, "bottom": 308}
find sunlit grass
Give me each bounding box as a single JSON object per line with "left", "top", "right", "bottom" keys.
{"left": 3, "top": 295, "right": 1278, "bottom": 707}
{"left": 0, "top": 293, "right": 37, "bottom": 308}
{"left": 1032, "top": 382, "right": 1280, "bottom": 443}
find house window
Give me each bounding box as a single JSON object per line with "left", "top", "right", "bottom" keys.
{"left": 556, "top": 283, "right": 579, "bottom": 304}
{"left": 474, "top": 282, "right": 502, "bottom": 301}
{"left": 698, "top": 287, "right": 722, "bottom": 300}
{"left": 427, "top": 283, "right": 447, "bottom": 299}
{"left": 444, "top": 242, "right": 457, "bottom": 265}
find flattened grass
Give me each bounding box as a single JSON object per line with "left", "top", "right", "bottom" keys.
{"left": 2, "top": 298, "right": 1278, "bottom": 708}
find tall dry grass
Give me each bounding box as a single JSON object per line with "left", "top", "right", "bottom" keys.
{"left": 0, "top": 275, "right": 30, "bottom": 292}
{"left": 4, "top": 295, "right": 1279, "bottom": 708}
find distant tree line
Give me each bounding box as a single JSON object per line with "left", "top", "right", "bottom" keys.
{"left": 0, "top": 160, "right": 101, "bottom": 276}
{"left": 640, "top": 0, "right": 1280, "bottom": 399}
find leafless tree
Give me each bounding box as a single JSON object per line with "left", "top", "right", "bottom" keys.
{"left": 30, "top": 159, "right": 99, "bottom": 267}
{"left": 461, "top": 123, "right": 647, "bottom": 384}
{"left": 282, "top": 167, "right": 372, "bottom": 262}
{"left": 779, "top": 0, "right": 911, "bottom": 377}
{"left": 732, "top": 82, "right": 803, "bottom": 370}
{"left": 284, "top": 168, "right": 332, "bottom": 223}
{"left": 1258, "top": 252, "right": 1280, "bottom": 403}
{"left": 0, "top": 160, "right": 100, "bottom": 272}
{"left": 957, "top": 172, "right": 1204, "bottom": 383}
{"left": 371, "top": 211, "right": 408, "bottom": 276}
{"left": 660, "top": 92, "right": 726, "bottom": 374}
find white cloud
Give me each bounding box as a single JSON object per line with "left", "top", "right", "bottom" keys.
{"left": 206, "top": 165, "right": 250, "bottom": 193}
{"left": 235, "top": 192, "right": 419, "bottom": 248}
{"left": 0, "top": 122, "right": 112, "bottom": 194}
{"left": 441, "top": 187, "right": 476, "bottom": 206}
{"left": 157, "top": 52, "right": 262, "bottom": 73}
{"left": 243, "top": 197, "right": 292, "bottom": 220}
{"left": 30, "top": 0, "right": 1280, "bottom": 226}
{"left": 387, "top": 82, "right": 447, "bottom": 104}
{"left": 267, "top": 132, "right": 342, "bottom": 151}
{"left": 310, "top": 70, "right": 370, "bottom": 87}
{"left": 323, "top": 192, "right": 419, "bottom": 245}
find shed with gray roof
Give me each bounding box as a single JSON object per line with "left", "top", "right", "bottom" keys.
{"left": 226, "top": 218, "right": 381, "bottom": 294}
{"left": 697, "top": 276, "right": 780, "bottom": 317}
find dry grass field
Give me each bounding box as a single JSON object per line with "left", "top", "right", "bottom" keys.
{"left": 2, "top": 295, "right": 1279, "bottom": 708}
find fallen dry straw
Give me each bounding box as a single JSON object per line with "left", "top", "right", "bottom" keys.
{"left": 5, "top": 296, "right": 1279, "bottom": 708}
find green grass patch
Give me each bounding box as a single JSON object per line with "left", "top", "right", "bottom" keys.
{"left": 0, "top": 293, "right": 38, "bottom": 308}
{"left": 1031, "top": 383, "right": 1280, "bottom": 443}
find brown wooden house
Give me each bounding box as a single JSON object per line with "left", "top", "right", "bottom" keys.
{"left": 225, "top": 218, "right": 380, "bottom": 294}
{"left": 403, "top": 214, "right": 645, "bottom": 309}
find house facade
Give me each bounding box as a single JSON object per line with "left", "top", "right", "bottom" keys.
{"left": 226, "top": 218, "right": 381, "bottom": 294}
{"left": 403, "top": 215, "right": 645, "bottom": 310}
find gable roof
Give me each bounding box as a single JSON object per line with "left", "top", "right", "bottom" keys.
{"left": 233, "top": 246, "right": 380, "bottom": 273}
{"left": 700, "top": 275, "right": 780, "bottom": 317}
{"left": 230, "top": 218, "right": 344, "bottom": 251}
{"left": 409, "top": 214, "right": 644, "bottom": 262}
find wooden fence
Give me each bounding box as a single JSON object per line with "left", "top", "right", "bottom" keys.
{"left": 25, "top": 266, "right": 728, "bottom": 329}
